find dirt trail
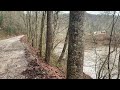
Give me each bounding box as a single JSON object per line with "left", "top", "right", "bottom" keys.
{"left": 0, "top": 35, "right": 28, "bottom": 79}
{"left": 0, "top": 35, "right": 65, "bottom": 79}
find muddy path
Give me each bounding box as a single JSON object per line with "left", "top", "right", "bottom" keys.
{"left": 0, "top": 35, "right": 28, "bottom": 79}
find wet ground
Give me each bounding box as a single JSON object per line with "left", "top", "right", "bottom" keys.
{"left": 0, "top": 35, "right": 28, "bottom": 79}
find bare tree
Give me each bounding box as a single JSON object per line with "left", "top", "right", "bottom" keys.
{"left": 38, "top": 11, "right": 46, "bottom": 57}
{"left": 107, "top": 11, "right": 116, "bottom": 79}
{"left": 32, "top": 11, "right": 38, "bottom": 48}
{"left": 58, "top": 31, "right": 68, "bottom": 63}
{"left": 45, "top": 11, "right": 53, "bottom": 63}
{"left": 67, "top": 11, "right": 85, "bottom": 79}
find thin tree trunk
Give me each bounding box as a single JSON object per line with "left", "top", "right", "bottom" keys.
{"left": 107, "top": 11, "right": 116, "bottom": 79}
{"left": 67, "top": 11, "right": 85, "bottom": 79}
{"left": 28, "top": 11, "right": 32, "bottom": 43}
{"left": 32, "top": 11, "right": 38, "bottom": 48}
{"left": 35, "top": 11, "right": 38, "bottom": 48}
{"left": 45, "top": 11, "right": 53, "bottom": 64}
{"left": 26, "top": 11, "right": 29, "bottom": 39}
{"left": 52, "top": 11, "right": 59, "bottom": 50}
{"left": 38, "top": 11, "right": 46, "bottom": 57}
{"left": 58, "top": 31, "right": 68, "bottom": 63}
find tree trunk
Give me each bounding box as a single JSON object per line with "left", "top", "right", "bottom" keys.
{"left": 67, "top": 11, "right": 85, "bottom": 79}
{"left": 58, "top": 31, "right": 68, "bottom": 63}
{"left": 45, "top": 11, "right": 53, "bottom": 64}
{"left": 38, "top": 11, "right": 46, "bottom": 57}
{"left": 35, "top": 11, "right": 38, "bottom": 48}
{"left": 32, "top": 11, "right": 38, "bottom": 48}
{"left": 26, "top": 11, "right": 29, "bottom": 39}
{"left": 27, "top": 11, "right": 32, "bottom": 43}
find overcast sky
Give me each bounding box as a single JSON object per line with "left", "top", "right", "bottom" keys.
{"left": 24, "top": 11, "right": 102, "bottom": 15}
{"left": 87, "top": 11, "right": 101, "bottom": 14}
{"left": 61, "top": 11, "right": 120, "bottom": 15}
{"left": 61, "top": 11, "right": 102, "bottom": 14}
{"left": 24, "top": 11, "right": 120, "bottom": 15}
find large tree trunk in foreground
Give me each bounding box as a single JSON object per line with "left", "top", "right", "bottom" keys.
{"left": 45, "top": 11, "right": 53, "bottom": 64}
{"left": 67, "top": 11, "right": 85, "bottom": 79}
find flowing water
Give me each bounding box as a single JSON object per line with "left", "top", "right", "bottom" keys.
{"left": 54, "top": 43, "right": 120, "bottom": 79}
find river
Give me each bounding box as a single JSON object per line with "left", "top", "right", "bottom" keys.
{"left": 54, "top": 44, "right": 120, "bottom": 79}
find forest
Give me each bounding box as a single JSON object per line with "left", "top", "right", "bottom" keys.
{"left": 0, "top": 11, "right": 120, "bottom": 79}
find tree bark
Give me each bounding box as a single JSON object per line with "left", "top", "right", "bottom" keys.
{"left": 27, "top": 11, "right": 32, "bottom": 43}
{"left": 38, "top": 11, "right": 46, "bottom": 57}
{"left": 45, "top": 11, "right": 53, "bottom": 64}
{"left": 67, "top": 11, "right": 85, "bottom": 79}
{"left": 33, "top": 11, "right": 38, "bottom": 48}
